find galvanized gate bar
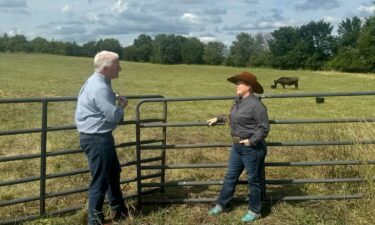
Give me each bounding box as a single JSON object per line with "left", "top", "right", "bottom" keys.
{"left": 140, "top": 118, "right": 375, "bottom": 127}
{"left": 0, "top": 156, "right": 163, "bottom": 187}
{"left": 0, "top": 188, "right": 161, "bottom": 225}
{"left": 0, "top": 139, "right": 162, "bottom": 163}
{"left": 141, "top": 194, "right": 364, "bottom": 204}
{"left": 0, "top": 95, "right": 165, "bottom": 104}
{"left": 139, "top": 140, "right": 375, "bottom": 150}
{"left": 140, "top": 178, "right": 364, "bottom": 187}
{"left": 140, "top": 160, "right": 375, "bottom": 170}
{"left": 0, "top": 120, "right": 137, "bottom": 136}
{"left": 134, "top": 91, "right": 375, "bottom": 105}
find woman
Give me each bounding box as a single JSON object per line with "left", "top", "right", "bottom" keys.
{"left": 207, "top": 71, "right": 269, "bottom": 223}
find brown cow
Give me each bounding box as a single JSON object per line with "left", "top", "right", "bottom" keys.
{"left": 271, "top": 77, "right": 298, "bottom": 89}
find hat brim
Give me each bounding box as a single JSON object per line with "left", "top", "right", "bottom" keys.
{"left": 227, "top": 75, "right": 264, "bottom": 94}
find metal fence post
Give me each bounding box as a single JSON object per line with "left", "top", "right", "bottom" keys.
{"left": 135, "top": 103, "right": 143, "bottom": 208}
{"left": 40, "top": 100, "right": 48, "bottom": 216}
{"left": 161, "top": 101, "right": 168, "bottom": 193}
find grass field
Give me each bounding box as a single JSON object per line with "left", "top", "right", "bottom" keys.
{"left": 0, "top": 53, "right": 375, "bottom": 225}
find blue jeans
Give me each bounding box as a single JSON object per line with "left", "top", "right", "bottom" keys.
{"left": 217, "top": 141, "right": 267, "bottom": 214}
{"left": 80, "top": 132, "right": 126, "bottom": 225}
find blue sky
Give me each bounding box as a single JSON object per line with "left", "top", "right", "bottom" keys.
{"left": 1, "top": 0, "right": 375, "bottom": 46}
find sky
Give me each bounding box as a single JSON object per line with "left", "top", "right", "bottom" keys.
{"left": 1, "top": 0, "right": 375, "bottom": 47}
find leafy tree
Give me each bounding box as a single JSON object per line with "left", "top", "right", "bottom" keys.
{"left": 329, "top": 48, "right": 368, "bottom": 72}
{"left": 249, "top": 50, "right": 271, "bottom": 67}
{"left": 8, "top": 34, "right": 30, "bottom": 52}
{"left": 181, "top": 37, "right": 204, "bottom": 64}
{"left": 151, "top": 34, "right": 186, "bottom": 64}
{"left": 357, "top": 16, "right": 375, "bottom": 71}
{"left": 300, "top": 20, "right": 336, "bottom": 69}
{"left": 268, "top": 26, "right": 300, "bottom": 69}
{"left": 49, "top": 40, "right": 67, "bottom": 55}
{"left": 81, "top": 41, "right": 97, "bottom": 57}
{"left": 123, "top": 45, "right": 138, "bottom": 61}
{"left": 133, "top": 34, "right": 153, "bottom": 62}
{"left": 227, "top": 32, "right": 256, "bottom": 67}
{"left": 65, "top": 42, "right": 81, "bottom": 56}
{"left": 96, "top": 38, "right": 123, "bottom": 59}
{"left": 248, "top": 33, "right": 270, "bottom": 67}
{"left": 269, "top": 20, "right": 335, "bottom": 70}
{"left": 30, "top": 37, "right": 50, "bottom": 53}
{"left": 0, "top": 34, "right": 10, "bottom": 52}
{"left": 337, "top": 17, "right": 362, "bottom": 48}
{"left": 202, "top": 41, "right": 226, "bottom": 65}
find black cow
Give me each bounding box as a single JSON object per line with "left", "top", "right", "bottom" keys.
{"left": 271, "top": 77, "right": 299, "bottom": 89}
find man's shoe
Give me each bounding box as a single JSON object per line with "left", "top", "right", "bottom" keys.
{"left": 112, "top": 208, "right": 129, "bottom": 221}
{"left": 241, "top": 210, "right": 260, "bottom": 222}
{"left": 208, "top": 205, "right": 223, "bottom": 216}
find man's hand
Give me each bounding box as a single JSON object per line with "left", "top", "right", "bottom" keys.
{"left": 118, "top": 96, "right": 128, "bottom": 109}
{"left": 206, "top": 117, "right": 218, "bottom": 126}
{"left": 239, "top": 139, "right": 250, "bottom": 146}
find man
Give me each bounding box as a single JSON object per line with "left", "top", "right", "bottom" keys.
{"left": 75, "top": 51, "right": 128, "bottom": 225}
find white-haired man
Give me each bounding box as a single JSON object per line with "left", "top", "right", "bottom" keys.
{"left": 75, "top": 51, "right": 128, "bottom": 225}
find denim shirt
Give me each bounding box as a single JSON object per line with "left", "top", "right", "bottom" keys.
{"left": 218, "top": 95, "right": 269, "bottom": 146}
{"left": 75, "top": 72, "right": 124, "bottom": 134}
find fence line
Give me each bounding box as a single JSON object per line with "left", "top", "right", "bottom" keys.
{"left": 1, "top": 91, "right": 375, "bottom": 224}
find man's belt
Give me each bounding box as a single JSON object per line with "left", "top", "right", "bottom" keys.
{"left": 80, "top": 131, "right": 112, "bottom": 136}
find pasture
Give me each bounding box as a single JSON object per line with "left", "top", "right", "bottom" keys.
{"left": 0, "top": 53, "right": 375, "bottom": 225}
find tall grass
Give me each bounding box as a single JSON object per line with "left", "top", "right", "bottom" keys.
{"left": 0, "top": 53, "right": 374, "bottom": 224}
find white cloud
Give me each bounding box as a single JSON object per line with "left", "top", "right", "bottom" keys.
{"left": 6, "top": 28, "right": 24, "bottom": 36}
{"left": 61, "top": 4, "right": 72, "bottom": 14}
{"left": 358, "top": 5, "right": 375, "bottom": 14}
{"left": 52, "top": 25, "right": 86, "bottom": 35}
{"left": 199, "top": 36, "right": 216, "bottom": 43}
{"left": 86, "top": 12, "right": 101, "bottom": 22}
{"left": 322, "top": 16, "right": 337, "bottom": 23}
{"left": 111, "top": 0, "right": 127, "bottom": 14}
{"left": 181, "top": 13, "right": 201, "bottom": 24}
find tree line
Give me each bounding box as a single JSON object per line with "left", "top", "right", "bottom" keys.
{"left": 1, "top": 15, "right": 375, "bottom": 72}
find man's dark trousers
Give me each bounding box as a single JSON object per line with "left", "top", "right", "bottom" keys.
{"left": 80, "top": 132, "right": 127, "bottom": 225}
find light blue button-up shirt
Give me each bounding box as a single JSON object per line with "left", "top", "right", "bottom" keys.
{"left": 75, "top": 72, "right": 124, "bottom": 134}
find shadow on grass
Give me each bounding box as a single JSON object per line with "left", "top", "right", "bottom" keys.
{"left": 130, "top": 184, "right": 210, "bottom": 217}
{"left": 262, "top": 184, "right": 307, "bottom": 217}
{"left": 129, "top": 183, "right": 306, "bottom": 220}
{"left": 206, "top": 184, "right": 307, "bottom": 218}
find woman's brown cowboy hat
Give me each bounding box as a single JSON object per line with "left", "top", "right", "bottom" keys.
{"left": 227, "top": 71, "right": 264, "bottom": 94}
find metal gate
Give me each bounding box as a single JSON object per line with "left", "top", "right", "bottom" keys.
{"left": 1, "top": 92, "right": 375, "bottom": 224}
{"left": 135, "top": 92, "right": 375, "bottom": 206}
{"left": 0, "top": 95, "right": 163, "bottom": 224}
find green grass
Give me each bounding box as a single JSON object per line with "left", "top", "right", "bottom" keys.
{"left": 0, "top": 53, "right": 375, "bottom": 225}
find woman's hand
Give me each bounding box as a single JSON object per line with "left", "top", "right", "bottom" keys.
{"left": 206, "top": 117, "right": 218, "bottom": 126}
{"left": 239, "top": 139, "right": 250, "bottom": 146}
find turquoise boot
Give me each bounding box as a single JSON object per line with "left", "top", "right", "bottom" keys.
{"left": 241, "top": 210, "right": 260, "bottom": 222}
{"left": 208, "top": 205, "right": 223, "bottom": 216}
